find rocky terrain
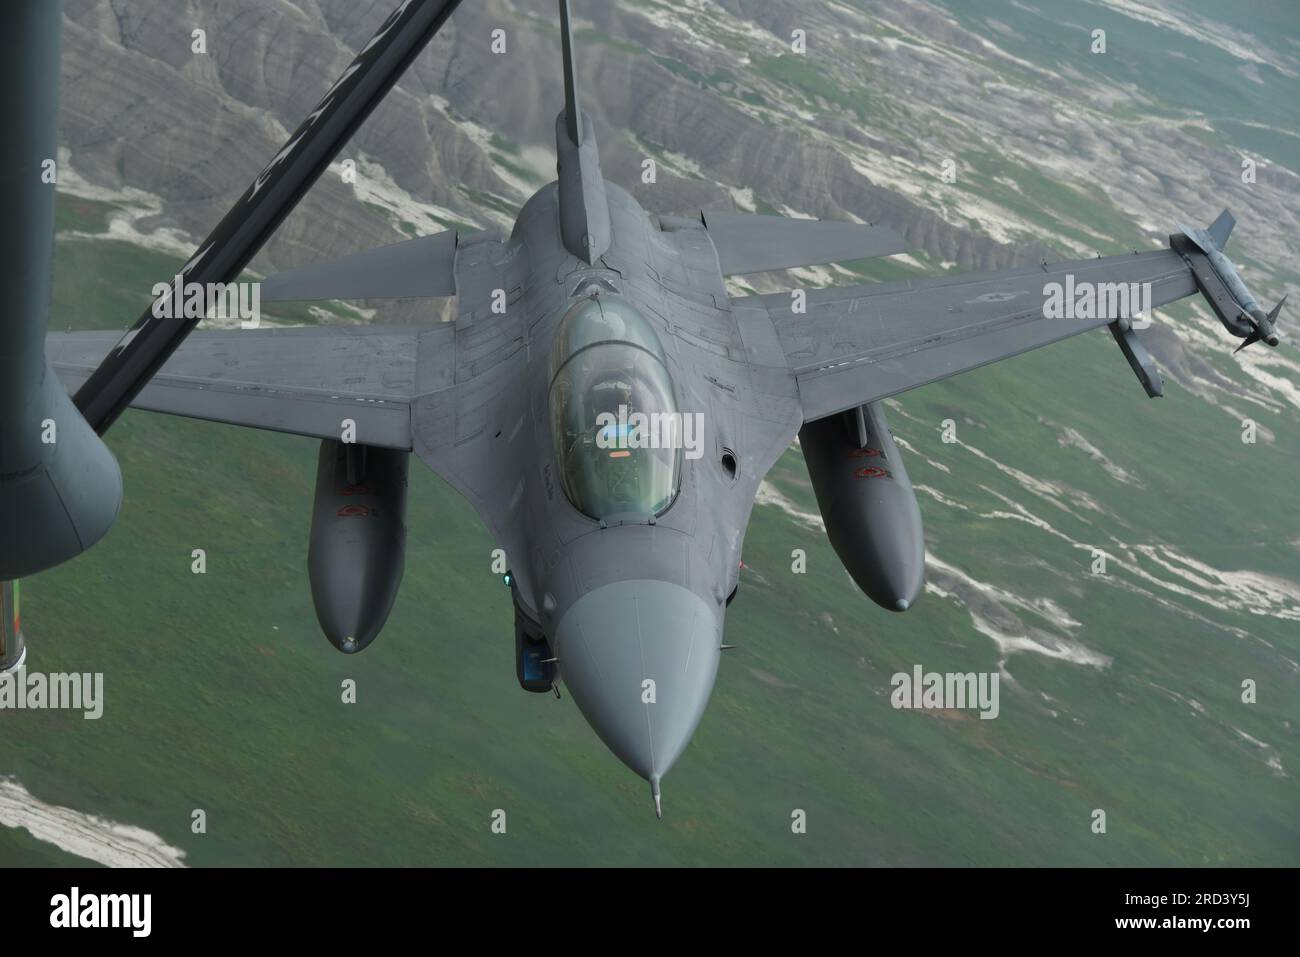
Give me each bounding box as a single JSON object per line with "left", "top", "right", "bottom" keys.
{"left": 55, "top": 1, "right": 1300, "bottom": 381}
{"left": 3, "top": 0, "right": 1292, "bottom": 866}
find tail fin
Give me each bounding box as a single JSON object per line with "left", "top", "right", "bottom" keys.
{"left": 559, "top": 0, "right": 582, "bottom": 147}
{"left": 1207, "top": 208, "right": 1236, "bottom": 249}
{"left": 554, "top": 0, "right": 610, "bottom": 264}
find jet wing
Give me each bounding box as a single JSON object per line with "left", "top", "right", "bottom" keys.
{"left": 734, "top": 248, "right": 1198, "bottom": 421}
{"left": 48, "top": 325, "right": 441, "bottom": 450}
{"left": 72, "top": 0, "right": 464, "bottom": 435}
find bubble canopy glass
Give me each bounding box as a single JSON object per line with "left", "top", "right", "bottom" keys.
{"left": 548, "top": 297, "right": 681, "bottom": 520}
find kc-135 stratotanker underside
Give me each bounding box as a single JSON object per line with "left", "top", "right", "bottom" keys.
{"left": 0, "top": 0, "right": 1286, "bottom": 816}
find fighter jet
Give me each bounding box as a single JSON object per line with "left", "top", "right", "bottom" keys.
{"left": 1, "top": 0, "right": 1287, "bottom": 815}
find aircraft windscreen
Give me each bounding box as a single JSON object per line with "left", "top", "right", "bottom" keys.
{"left": 548, "top": 297, "right": 681, "bottom": 520}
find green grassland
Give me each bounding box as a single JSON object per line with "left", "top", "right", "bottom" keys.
{"left": 0, "top": 827, "right": 94, "bottom": 867}
{"left": 4, "top": 182, "right": 1297, "bottom": 865}
{"left": 939, "top": 0, "right": 1300, "bottom": 147}
{"left": 2, "top": 1, "right": 1298, "bottom": 865}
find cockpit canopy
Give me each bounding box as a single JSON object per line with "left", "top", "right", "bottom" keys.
{"left": 548, "top": 296, "right": 681, "bottom": 520}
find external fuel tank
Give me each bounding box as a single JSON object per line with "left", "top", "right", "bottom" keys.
{"left": 308, "top": 440, "right": 409, "bottom": 653}
{"left": 799, "top": 402, "right": 925, "bottom": 611}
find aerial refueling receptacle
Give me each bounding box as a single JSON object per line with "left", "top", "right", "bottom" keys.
{"left": 800, "top": 402, "right": 925, "bottom": 612}
{"left": 308, "top": 440, "right": 409, "bottom": 654}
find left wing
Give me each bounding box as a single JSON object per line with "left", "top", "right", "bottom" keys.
{"left": 733, "top": 247, "right": 1197, "bottom": 421}
{"left": 49, "top": 325, "right": 440, "bottom": 450}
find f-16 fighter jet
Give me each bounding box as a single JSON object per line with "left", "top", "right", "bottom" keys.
{"left": 2, "top": 0, "right": 1285, "bottom": 815}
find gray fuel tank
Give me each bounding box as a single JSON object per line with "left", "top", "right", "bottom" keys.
{"left": 799, "top": 402, "right": 925, "bottom": 611}
{"left": 308, "top": 441, "right": 409, "bottom": 653}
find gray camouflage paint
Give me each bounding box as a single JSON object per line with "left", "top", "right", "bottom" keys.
{"left": 21, "top": 0, "right": 1286, "bottom": 811}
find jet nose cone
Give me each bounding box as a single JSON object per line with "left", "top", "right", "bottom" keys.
{"left": 554, "top": 580, "right": 721, "bottom": 786}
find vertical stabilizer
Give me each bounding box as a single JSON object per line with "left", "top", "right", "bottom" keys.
{"left": 555, "top": 0, "right": 611, "bottom": 264}
{"left": 559, "top": 0, "right": 582, "bottom": 147}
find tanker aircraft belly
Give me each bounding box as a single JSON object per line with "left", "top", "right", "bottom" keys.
{"left": 7, "top": 0, "right": 1287, "bottom": 815}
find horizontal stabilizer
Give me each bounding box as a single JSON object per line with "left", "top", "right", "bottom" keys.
{"left": 261, "top": 230, "right": 458, "bottom": 302}
{"left": 702, "top": 211, "right": 908, "bottom": 277}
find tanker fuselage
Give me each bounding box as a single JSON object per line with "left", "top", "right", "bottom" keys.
{"left": 0, "top": 0, "right": 122, "bottom": 581}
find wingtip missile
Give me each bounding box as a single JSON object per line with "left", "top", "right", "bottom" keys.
{"left": 651, "top": 776, "right": 662, "bottom": 820}
{"left": 1236, "top": 295, "right": 1285, "bottom": 353}
{"left": 1171, "top": 212, "right": 1285, "bottom": 354}
{"left": 1265, "top": 295, "right": 1287, "bottom": 346}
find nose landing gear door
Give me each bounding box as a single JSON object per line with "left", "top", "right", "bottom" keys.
{"left": 514, "top": 601, "right": 558, "bottom": 695}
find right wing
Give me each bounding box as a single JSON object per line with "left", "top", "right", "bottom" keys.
{"left": 49, "top": 325, "right": 442, "bottom": 451}
{"left": 73, "top": 0, "right": 464, "bottom": 434}
{"left": 734, "top": 248, "right": 1198, "bottom": 421}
